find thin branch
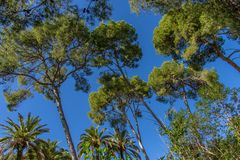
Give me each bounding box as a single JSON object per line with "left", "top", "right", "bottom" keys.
{"left": 227, "top": 50, "right": 240, "bottom": 59}
{"left": 0, "top": 71, "right": 50, "bottom": 86}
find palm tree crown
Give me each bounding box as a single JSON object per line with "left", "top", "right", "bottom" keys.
{"left": 0, "top": 113, "right": 49, "bottom": 159}
{"left": 25, "top": 139, "right": 71, "bottom": 160}
{"left": 78, "top": 127, "right": 141, "bottom": 160}
{"left": 78, "top": 126, "right": 112, "bottom": 160}
{"left": 111, "top": 130, "right": 140, "bottom": 160}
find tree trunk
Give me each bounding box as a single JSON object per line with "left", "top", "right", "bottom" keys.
{"left": 211, "top": 43, "right": 240, "bottom": 73}
{"left": 120, "top": 150, "right": 125, "bottom": 160}
{"left": 96, "top": 154, "right": 100, "bottom": 160}
{"left": 91, "top": 146, "right": 95, "bottom": 160}
{"left": 16, "top": 147, "right": 23, "bottom": 160}
{"left": 141, "top": 98, "right": 168, "bottom": 132}
{"left": 96, "top": 149, "right": 100, "bottom": 160}
{"left": 133, "top": 114, "right": 149, "bottom": 160}
{"left": 181, "top": 89, "right": 213, "bottom": 158}
{"left": 115, "top": 62, "right": 168, "bottom": 133}
{"left": 53, "top": 88, "right": 78, "bottom": 160}
{"left": 182, "top": 88, "right": 192, "bottom": 114}
{"left": 126, "top": 118, "right": 149, "bottom": 160}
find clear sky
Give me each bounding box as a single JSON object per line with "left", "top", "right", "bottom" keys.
{"left": 0, "top": 0, "right": 240, "bottom": 159}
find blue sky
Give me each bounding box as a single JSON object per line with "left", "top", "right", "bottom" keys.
{"left": 0, "top": 0, "right": 240, "bottom": 159}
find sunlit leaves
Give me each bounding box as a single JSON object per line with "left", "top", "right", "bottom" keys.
{"left": 153, "top": 1, "right": 240, "bottom": 71}
{"left": 91, "top": 21, "right": 142, "bottom": 69}
{"left": 4, "top": 89, "right": 32, "bottom": 111}
{"left": 88, "top": 75, "right": 150, "bottom": 124}
{"left": 0, "top": 14, "right": 92, "bottom": 108}
{"left": 148, "top": 61, "right": 224, "bottom": 103}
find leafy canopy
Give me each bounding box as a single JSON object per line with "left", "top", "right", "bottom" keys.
{"left": 89, "top": 75, "right": 150, "bottom": 125}
{"left": 0, "top": 0, "right": 69, "bottom": 30}
{"left": 148, "top": 61, "right": 224, "bottom": 103}
{"left": 91, "top": 20, "right": 142, "bottom": 70}
{"left": 0, "top": 14, "right": 92, "bottom": 110}
{"left": 153, "top": 2, "right": 240, "bottom": 70}
{"left": 164, "top": 88, "right": 240, "bottom": 159}
{"left": 88, "top": 20, "right": 145, "bottom": 125}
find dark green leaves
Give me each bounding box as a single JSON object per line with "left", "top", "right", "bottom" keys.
{"left": 83, "top": 0, "right": 112, "bottom": 24}
{"left": 0, "top": 0, "right": 69, "bottom": 30}
{"left": 91, "top": 21, "right": 142, "bottom": 69}
{"left": 153, "top": 3, "right": 220, "bottom": 58}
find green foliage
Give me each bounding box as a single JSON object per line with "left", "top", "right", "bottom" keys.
{"left": 91, "top": 20, "right": 142, "bottom": 69}
{"left": 164, "top": 110, "right": 203, "bottom": 159}
{"left": 4, "top": 89, "right": 32, "bottom": 111}
{"left": 153, "top": 1, "right": 240, "bottom": 70}
{"left": 88, "top": 20, "right": 146, "bottom": 127}
{"left": 164, "top": 88, "right": 240, "bottom": 159}
{"left": 83, "top": 0, "right": 112, "bottom": 25}
{"left": 78, "top": 126, "right": 114, "bottom": 160}
{"left": 229, "top": 117, "right": 240, "bottom": 141}
{"left": 153, "top": 3, "right": 218, "bottom": 57}
{"left": 208, "top": 0, "right": 240, "bottom": 38}
{"left": 88, "top": 20, "right": 145, "bottom": 127}
{"left": 0, "top": 14, "right": 92, "bottom": 109}
{"left": 0, "top": 114, "right": 70, "bottom": 160}
{"left": 128, "top": 0, "right": 187, "bottom": 14}
{"left": 0, "top": 113, "right": 49, "bottom": 159}
{"left": 0, "top": 13, "right": 94, "bottom": 158}
{"left": 207, "top": 135, "right": 240, "bottom": 160}
{"left": 42, "top": 140, "right": 71, "bottom": 160}
{"left": 88, "top": 75, "right": 150, "bottom": 125}
{"left": 110, "top": 130, "right": 140, "bottom": 159}
{"left": 148, "top": 61, "right": 224, "bottom": 103}
{"left": 129, "top": 0, "right": 240, "bottom": 33}
{"left": 0, "top": 8, "right": 143, "bottom": 158}
{"left": 25, "top": 139, "right": 71, "bottom": 160}
{"left": 0, "top": 1, "right": 239, "bottom": 160}
{"left": 0, "top": 0, "right": 69, "bottom": 30}
{"left": 78, "top": 127, "right": 140, "bottom": 160}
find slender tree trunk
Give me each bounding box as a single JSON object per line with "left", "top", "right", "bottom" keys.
{"left": 96, "top": 150, "right": 100, "bottom": 160}
{"left": 16, "top": 147, "right": 23, "bottom": 160}
{"left": 91, "top": 147, "right": 95, "bottom": 160}
{"left": 126, "top": 118, "right": 148, "bottom": 160}
{"left": 133, "top": 114, "right": 149, "bottom": 160}
{"left": 181, "top": 88, "right": 214, "bottom": 158}
{"left": 141, "top": 99, "right": 168, "bottom": 132}
{"left": 96, "top": 155, "right": 100, "bottom": 160}
{"left": 114, "top": 59, "right": 168, "bottom": 133}
{"left": 120, "top": 150, "right": 125, "bottom": 160}
{"left": 211, "top": 43, "right": 240, "bottom": 73}
{"left": 182, "top": 88, "right": 192, "bottom": 114}
{"left": 53, "top": 88, "right": 78, "bottom": 160}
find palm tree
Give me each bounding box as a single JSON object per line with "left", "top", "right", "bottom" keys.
{"left": 77, "top": 126, "right": 112, "bottom": 160}
{"left": 26, "top": 139, "right": 71, "bottom": 160}
{"left": 0, "top": 113, "right": 49, "bottom": 160}
{"left": 111, "top": 130, "right": 140, "bottom": 160}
